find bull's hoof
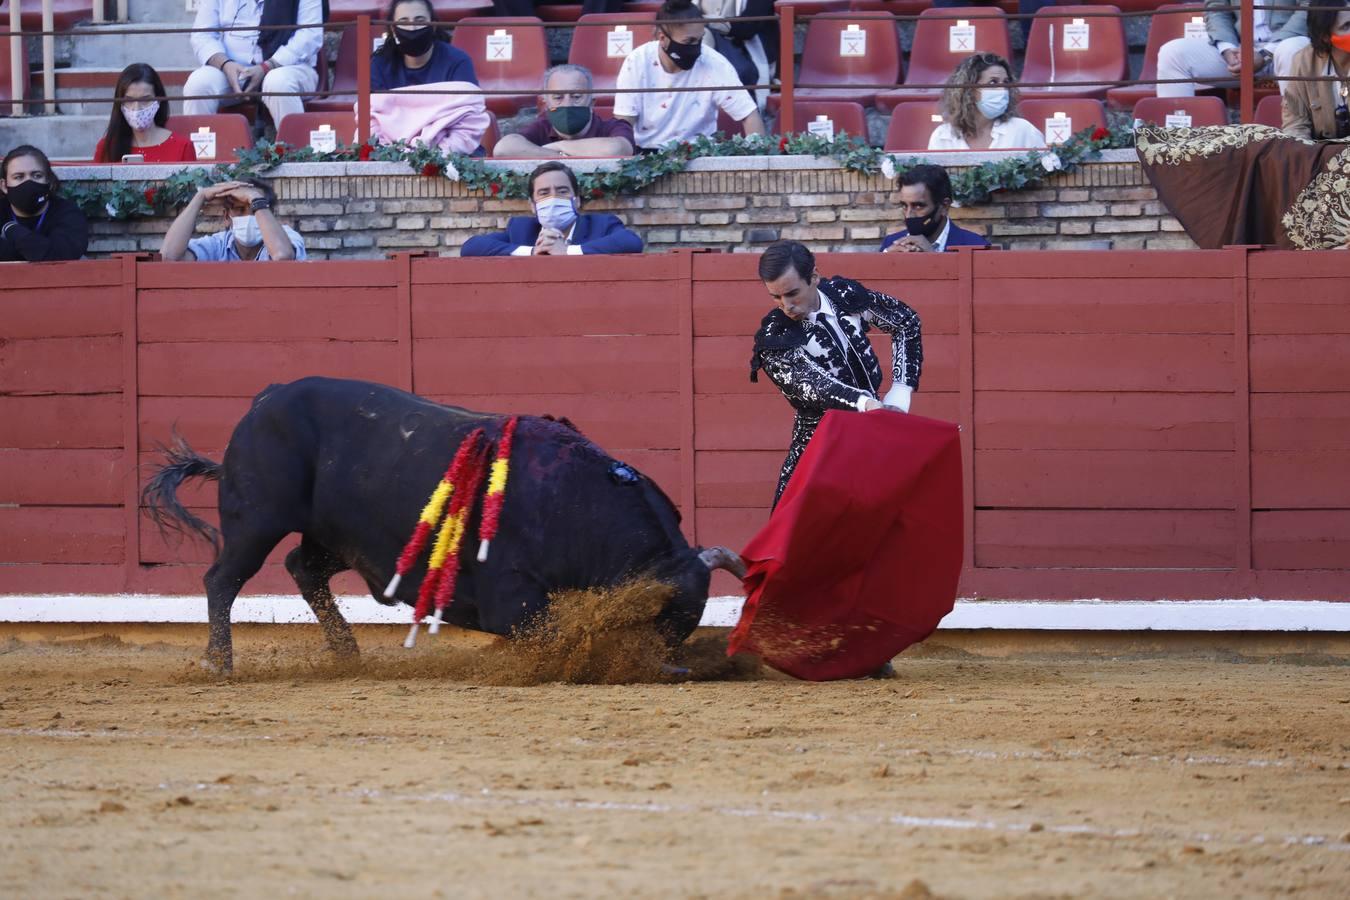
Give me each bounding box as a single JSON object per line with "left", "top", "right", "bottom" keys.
{"left": 866, "top": 661, "right": 897, "bottom": 679}
{"left": 200, "top": 656, "right": 233, "bottom": 677}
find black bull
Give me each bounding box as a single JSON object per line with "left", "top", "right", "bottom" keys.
{"left": 142, "top": 377, "right": 745, "bottom": 672}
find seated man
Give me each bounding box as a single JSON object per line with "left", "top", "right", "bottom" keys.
{"left": 460, "top": 161, "right": 642, "bottom": 256}
{"left": 494, "top": 65, "right": 635, "bottom": 158}
{"left": 184, "top": 0, "right": 322, "bottom": 129}
{"left": 1156, "top": 0, "right": 1309, "bottom": 98}
{"left": 614, "top": 0, "right": 767, "bottom": 150}
{"left": 161, "top": 179, "right": 306, "bottom": 262}
{"left": 881, "top": 164, "right": 989, "bottom": 253}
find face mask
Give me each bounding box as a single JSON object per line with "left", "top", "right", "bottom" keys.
{"left": 904, "top": 209, "right": 943, "bottom": 240}
{"left": 662, "top": 32, "right": 702, "bottom": 70}
{"left": 1332, "top": 33, "right": 1350, "bottom": 53}
{"left": 535, "top": 197, "right": 578, "bottom": 231}
{"left": 121, "top": 101, "right": 159, "bottom": 132}
{"left": 976, "top": 86, "right": 1010, "bottom": 120}
{"left": 394, "top": 24, "right": 436, "bottom": 58}
{"left": 548, "top": 105, "right": 592, "bottom": 137}
{"left": 6, "top": 179, "right": 50, "bottom": 215}
{"left": 231, "top": 215, "right": 263, "bottom": 248}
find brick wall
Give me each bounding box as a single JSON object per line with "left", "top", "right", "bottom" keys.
{"left": 67, "top": 150, "right": 1194, "bottom": 259}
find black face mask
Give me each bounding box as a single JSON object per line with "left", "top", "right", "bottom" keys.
{"left": 662, "top": 32, "right": 702, "bottom": 70}
{"left": 394, "top": 24, "right": 436, "bottom": 59}
{"left": 548, "top": 105, "right": 592, "bottom": 137}
{"left": 6, "top": 179, "right": 50, "bottom": 216}
{"left": 904, "top": 209, "right": 943, "bottom": 240}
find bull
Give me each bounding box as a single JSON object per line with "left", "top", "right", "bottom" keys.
{"left": 142, "top": 377, "right": 745, "bottom": 673}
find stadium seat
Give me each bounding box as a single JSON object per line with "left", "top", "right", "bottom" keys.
{"left": 847, "top": 0, "right": 930, "bottom": 15}
{"left": 0, "top": 0, "right": 93, "bottom": 31}
{"left": 883, "top": 99, "right": 943, "bottom": 150}
{"left": 778, "top": 99, "right": 868, "bottom": 138}
{"left": 430, "top": 0, "right": 495, "bottom": 21}
{"left": 1254, "top": 92, "right": 1282, "bottom": 128}
{"left": 1019, "top": 98, "right": 1107, "bottom": 142}
{"left": 307, "top": 24, "right": 358, "bottom": 111}
{"left": 165, "top": 114, "right": 254, "bottom": 162}
{"left": 1105, "top": 3, "right": 1207, "bottom": 108}
{"left": 1020, "top": 5, "right": 1128, "bottom": 100}
{"left": 1131, "top": 94, "right": 1227, "bottom": 127}
{"left": 450, "top": 16, "right": 549, "bottom": 115}
{"left": 774, "top": 0, "right": 851, "bottom": 16}
{"left": 275, "top": 111, "right": 359, "bottom": 147}
{"left": 567, "top": 12, "right": 657, "bottom": 105}
{"left": 1081, "top": 0, "right": 1171, "bottom": 13}
{"left": 326, "top": 0, "right": 383, "bottom": 24}
{"left": 767, "top": 11, "right": 902, "bottom": 111}
{"left": 876, "top": 6, "right": 1012, "bottom": 111}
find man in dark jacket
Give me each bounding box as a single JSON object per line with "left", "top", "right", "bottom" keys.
{"left": 881, "top": 163, "right": 989, "bottom": 253}
{"left": 0, "top": 145, "right": 88, "bottom": 262}
{"left": 460, "top": 161, "right": 643, "bottom": 256}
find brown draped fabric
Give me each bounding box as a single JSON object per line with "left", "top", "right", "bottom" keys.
{"left": 1135, "top": 124, "right": 1350, "bottom": 250}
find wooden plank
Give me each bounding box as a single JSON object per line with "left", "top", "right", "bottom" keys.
{"left": 692, "top": 250, "right": 962, "bottom": 283}
{"left": 139, "top": 396, "right": 255, "bottom": 450}
{"left": 413, "top": 254, "right": 682, "bottom": 285}
{"left": 137, "top": 259, "right": 397, "bottom": 289}
{"left": 1, "top": 286, "right": 122, "bottom": 338}
{"left": 0, "top": 336, "right": 121, "bottom": 395}
{"left": 1252, "top": 450, "right": 1350, "bottom": 508}
{"left": 0, "top": 507, "right": 123, "bottom": 564}
{"left": 976, "top": 249, "right": 1235, "bottom": 280}
{"left": 694, "top": 450, "right": 782, "bottom": 508}
{"left": 1250, "top": 335, "right": 1350, "bottom": 392}
{"left": 0, "top": 395, "right": 122, "bottom": 448}
{"left": 691, "top": 279, "right": 959, "bottom": 337}
{"left": 131, "top": 562, "right": 299, "bottom": 595}
{"left": 0, "top": 258, "right": 121, "bottom": 290}
{"left": 975, "top": 392, "right": 1234, "bottom": 451}
{"left": 975, "top": 509, "right": 1236, "bottom": 568}
{"left": 975, "top": 449, "right": 1235, "bottom": 508}
{"left": 1253, "top": 510, "right": 1350, "bottom": 570}
{"left": 413, "top": 281, "right": 681, "bottom": 338}
{"left": 424, "top": 393, "right": 682, "bottom": 450}
{"left": 138, "top": 288, "right": 399, "bottom": 342}
{"left": 0, "top": 564, "right": 126, "bottom": 594}
{"left": 415, "top": 336, "right": 678, "bottom": 395}
{"left": 975, "top": 334, "right": 1234, "bottom": 392}
{"left": 694, "top": 333, "right": 959, "bottom": 395}
{"left": 695, "top": 394, "right": 802, "bottom": 451}
{"left": 0, "top": 449, "right": 124, "bottom": 504}
{"left": 139, "top": 341, "right": 401, "bottom": 397}
{"left": 960, "top": 567, "right": 1250, "bottom": 601}
{"left": 1247, "top": 249, "right": 1350, "bottom": 280}
{"left": 1249, "top": 278, "right": 1350, "bottom": 335}
{"left": 974, "top": 279, "right": 1232, "bottom": 334}
{"left": 141, "top": 509, "right": 297, "bottom": 565}
{"left": 1251, "top": 393, "right": 1350, "bottom": 451}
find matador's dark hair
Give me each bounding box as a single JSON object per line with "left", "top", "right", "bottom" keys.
{"left": 758, "top": 240, "right": 815, "bottom": 283}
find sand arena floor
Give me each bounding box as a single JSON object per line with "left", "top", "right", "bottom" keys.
{"left": 1, "top": 625, "right": 1348, "bottom": 899}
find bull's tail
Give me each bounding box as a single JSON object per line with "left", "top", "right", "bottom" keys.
{"left": 141, "top": 436, "right": 223, "bottom": 555}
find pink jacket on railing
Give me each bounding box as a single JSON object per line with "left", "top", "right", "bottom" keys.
{"left": 369, "top": 82, "right": 489, "bottom": 155}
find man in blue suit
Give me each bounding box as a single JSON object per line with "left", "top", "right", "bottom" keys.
{"left": 460, "top": 161, "right": 643, "bottom": 257}
{"left": 880, "top": 164, "right": 990, "bottom": 254}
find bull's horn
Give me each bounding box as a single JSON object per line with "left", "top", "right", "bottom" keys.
{"left": 699, "top": 546, "right": 747, "bottom": 579}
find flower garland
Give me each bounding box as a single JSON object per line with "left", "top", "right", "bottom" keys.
{"left": 63, "top": 124, "right": 1132, "bottom": 220}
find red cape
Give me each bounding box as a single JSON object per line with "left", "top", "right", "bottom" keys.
{"left": 727, "top": 410, "right": 963, "bottom": 680}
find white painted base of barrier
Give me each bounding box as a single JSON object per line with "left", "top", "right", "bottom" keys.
{"left": 2, "top": 595, "right": 1349, "bottom": 631}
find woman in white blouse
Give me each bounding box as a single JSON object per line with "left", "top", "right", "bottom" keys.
{"left": 928, "top": 52, "right": 1047, "bottom": 150}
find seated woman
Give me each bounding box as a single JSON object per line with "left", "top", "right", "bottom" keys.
{"left": 0, "top": 144, "right": 89, "bottom": 262}
{"left": 372, "top": 0, "right": 477, "bottom": 91}
{"left": 928, "top": 52, "right": 1046, "bottom": 151}
{"left": 93, "top": 63, "right": 198, "bottom": 163}
{"left": 1282, "top": 0, "right": 1350, "bottom": 140}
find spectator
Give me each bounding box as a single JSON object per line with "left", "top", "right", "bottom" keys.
{"left": 929, "top": 52, "right": 1046, "bottom": 150}
{"left": 0, "top": 145, "right": 89, "bottom": 262}
{"left": 184, "top": 0, "right": 322, "bottom": 129}
{"left": 161, "top": 179, "right": 305, "bottom": 261}
{"left": 460, "top": 161, "right": 642, "bottom": 256}
{"left": 494, "top": 65, "right": 635, "bottom": 158}
{"left": 614, "top": 0, "right": 767, "bottom": 150}
{"left": 881, "top": 164, "right": 989, "bottom": 253}
{"left": 696, "top": 0, "right": 777, "bottom": 99}
{"left": 94, "top": 64, "right": 198, "bottom": 163}
{"left": 1282, "top": 0, "right": 1350, "bottom": 139}
{"left": 373, "top": 0, "right": 477, "bottom": 92}
{"left": 1156, "top": 0, "right": 1309, "bottom": 99}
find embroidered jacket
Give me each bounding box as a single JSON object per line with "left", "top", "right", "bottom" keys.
{"left": 750, "top": 276, "right": 923, "bottom": 503}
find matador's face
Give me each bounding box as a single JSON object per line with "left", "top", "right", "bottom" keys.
{"left": 763, "top": 268, "right": 822, "bottom": 322}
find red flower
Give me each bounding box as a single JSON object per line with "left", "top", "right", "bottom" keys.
{"left": 421, "top": 162, "right": 441, "bottom": 177}
{"left": 590, "top": 187, "right": 603, "bottom": 199}
{"left": 358, "top": 143, "right": 374, "bottom": 161}
{"left": 1091, "top": 126, "right": 1109, "bottom": 141}
{"left": 275, "top": 143, "right": 287, "bottom": 157}
{"left": 489, "top": 182, "right": 501, "bottom": 196}
{"left": 143, "top": 187, "right": 157, "bottom": 205}
{"left": 778, "top": 135, "right": 789, "bottom": 152}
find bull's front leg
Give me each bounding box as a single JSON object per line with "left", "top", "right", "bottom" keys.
{"left": 285, "top": 540, "right": 359, "bottom": 660}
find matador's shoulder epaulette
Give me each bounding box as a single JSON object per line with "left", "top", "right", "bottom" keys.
{"left": 820, "top": 276, "right": 872, "bottom": 316}
{"left": 750, "top": 308, "right": 808, "bottom": 383}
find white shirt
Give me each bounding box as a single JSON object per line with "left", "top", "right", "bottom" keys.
{"left": 191, "top": 0, "right": 323, "bottom": 69}
{"left": 808, "top": 290, "right": 911, "bottom": 413}
{"left": 613, "top": 41, "right": 758, "bottom": 149}
{"left": 927, "top": 117, "right": 1047, "bottom": 151}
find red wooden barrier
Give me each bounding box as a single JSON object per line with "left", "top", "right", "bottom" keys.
{"left": 2, "top": 249, "right": 1347, "bottom": 602}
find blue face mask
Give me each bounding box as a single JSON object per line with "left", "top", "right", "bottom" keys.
{"left": 535, "top": 197, "right": 578, "bottom": 231}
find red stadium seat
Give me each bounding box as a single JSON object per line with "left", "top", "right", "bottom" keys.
{"left": 1020, "top": 5, "right": 1128, "bottom": 100}
{"left": 450, "top": 16, "right": 548, "bottom": 115}
{"left": 430, "top": 0, "right": 495, "bottom": 21}
{"left": 1082, "top": 0, "right": 1171, "bottom": 12}
{"left": 165, "top": 114, "right": 254, "bottom": 162}
{"left": 567, "top": 12, "right": 657, "bottom": 105}
{"left": 326, "top": 0, "right": 383, "bottom": 24}
{"left": 876, "top": 6, "right": 1012, "bottom": 111}
{"left": 1254, "top": 92, "right": 1283, "bottom": 128}
{"left": 847, "top": 0, "right": 930, "bottom": 15}
{"left": 883, "top": 99, "right": 943, "bottom": 150}
{"left": 275, "top": 110, "right": 359, "bottom": 147}
{"left": 535, "top": 3, "right": 583, "bottom": 21}
{"left": 768, "top": 11, "right": 902, "bottom": 110}
{"left": 1018, "top": 97, "right": 1107, "bottom": 142}
{"left": 0, "top": 0, "right": 93, "bottom": 31}
{"left": 1131, "top": 94, "right": 1227, "bottom": 127}
{"left": 1105, "top": 3, "right": 1207, "bottom": 108}
{"left": 307, "top": 24, "right": 358, "bottom": 112}
{"left": 774, "top": 0, "right": 851, "bottom": 16}
{"left": 778, "top": 99, "right": 868, "bottom": 137}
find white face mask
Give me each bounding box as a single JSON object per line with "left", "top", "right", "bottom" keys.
{"left": 231, "top": 215, "right": 263, "bottom": 248}
{"left": 121, "top": 101, "right": 159, "bottom": 132}
{"left": 976, "top": 87, "right": 1010, "bottom": 120}
{"left": 534, "top": 196, "right": 578, "bottom": 231}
